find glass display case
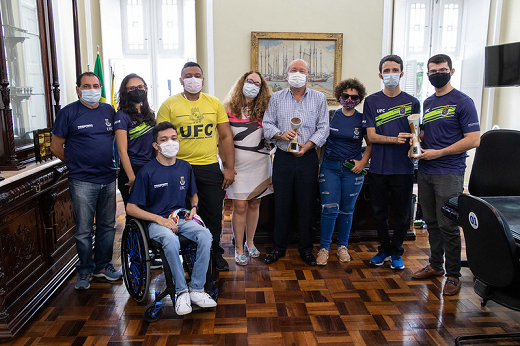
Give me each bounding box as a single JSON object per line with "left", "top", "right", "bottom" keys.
{"left": 2, "top": 0, "right": 46, "bottom": 148}
{"left": 0, "top": 0, "right": 59, "bottom": 169}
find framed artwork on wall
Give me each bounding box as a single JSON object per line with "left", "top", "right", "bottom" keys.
{"left": 251, "top": 32, "right": 343, "bottom": 104}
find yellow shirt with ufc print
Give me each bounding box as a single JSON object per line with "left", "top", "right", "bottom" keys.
{"left": 156, "top": 92, "right": 229, "bottom": 165}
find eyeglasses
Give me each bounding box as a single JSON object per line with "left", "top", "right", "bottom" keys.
{"left": 341, "top": 93, "right": 360, "bottom": 101}
{"left": 428, "top": 68, "right": 450, "bottom": 75}
{"left": 127, "top": 85, "right": 146, "bottom": 92}
{"left": 246, "top": 79, "right": 261, "bottom": 87}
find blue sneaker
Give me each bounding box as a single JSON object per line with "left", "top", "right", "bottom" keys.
{"left": 75, "top": 273, "right": 92, "bottom": 290}
{"left": 93, "top": 264, "right": 122, "bottom": 281}
{"left": 390, "top": 255, "right": 405, "bottom": 270}
{"left": 369, "top": 252, "right": 390, "bottom": 266}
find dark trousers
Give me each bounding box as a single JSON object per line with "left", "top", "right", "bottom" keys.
{"left": 272, "top": 149, "right": 318, "bottom": 254}
{"left": 191, "top": 163, "right": 226, "bottom": 255}
{"left": 367, "top": 172, "right": 413, "bottom": 256}
{"left": 118, "top": 165, "right": 143, "bottom": 223}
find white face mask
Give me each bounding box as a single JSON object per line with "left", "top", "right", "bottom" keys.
{"left": 242, "top": 83, "right": 260, "bottom": 98}
{"left": 159, "top": 140, "right": 179, "bottom": 158}
{"left": 287, "top": 72, "right": 307, "bottom": 88}
{"left": 80, "top": 88, "right": 102, "bottom": 105}
{"left": 382, "top": 73, "right": 401, "bottom": 89}
{"left": 183, "top": 77, "right": 203, "bottom": 94}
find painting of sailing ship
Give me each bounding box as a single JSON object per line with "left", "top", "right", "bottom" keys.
{"left": 251, "top": 32, "right": 343, "bottom": 103}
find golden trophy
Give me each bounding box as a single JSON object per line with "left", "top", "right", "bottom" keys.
{"left": 408, "top": 113, "right": 421, "bottom": 157}
{"left": 287, "top": 117, "right": 301, "bottom": 153}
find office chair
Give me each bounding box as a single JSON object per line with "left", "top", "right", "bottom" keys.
{"left": 455, "top": 194, "right": 520, "bottom": 345}
{"left": 468, "top": 129, "right": 520, "bottom": 196}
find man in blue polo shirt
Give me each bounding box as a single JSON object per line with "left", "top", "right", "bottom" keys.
{"left": 411, "top": 54, "right": 480, "bottom": 296}
{"left": 51, "top": 72, "right": 122, "bottom": 290}
{"left": 126, "top": 121, "right": 216, "bottom": 316}
{"left": 363, "top": 55, "right": 420, "bottom": 270}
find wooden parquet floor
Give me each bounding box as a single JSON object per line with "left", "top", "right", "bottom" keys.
{"left": 6, "top": 201, "right": 520, "bottom": 346}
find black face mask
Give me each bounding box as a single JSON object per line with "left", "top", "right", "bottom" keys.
{"left": 428, "top": 72, "right": 451, "bottom": 88}
{"left": 128, "top": 89, "right": 147, "bottom": 103}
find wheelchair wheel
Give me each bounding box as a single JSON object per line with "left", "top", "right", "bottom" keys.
{"left": 121, "top": 219, "right": 150, "bottom": 303}
{"left": 143, "top": 302, "right": 163, "bottom": 322}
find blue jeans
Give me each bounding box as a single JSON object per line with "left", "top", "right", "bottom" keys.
{"left": 68, "top": 178, "right": 116, "bottom": 275}
{"left": 319, "top": 158, "right": 364, "bottom": 250}
{"left": 418, "top": 172, "right": 464, "bottom": 278}
{"left": 148, "top": 219, "right": 213, "bottom": 294}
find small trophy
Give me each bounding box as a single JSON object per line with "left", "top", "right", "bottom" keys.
{"left": 287, "top": 117, "right": 301, "bottom": 153}
{"left": 408, "top": 113, "right": 421, "bottom": 157}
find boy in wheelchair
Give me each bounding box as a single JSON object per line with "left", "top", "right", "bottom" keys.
{"left": 126, "top": 121, "right": 217, "bottom": 315}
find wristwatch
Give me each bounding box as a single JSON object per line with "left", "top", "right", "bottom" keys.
{"left": 191, "top": 205, "right": 198, "bottom": 211}
{"left": 275, "top": 131, "right": 284, "bottom": 140}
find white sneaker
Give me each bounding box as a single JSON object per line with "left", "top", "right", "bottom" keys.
{"left": 189, "top": 291, "right": 217, "bottom": 308}
{"left": 175, "top": 292, "right": 192, "bottom": 315}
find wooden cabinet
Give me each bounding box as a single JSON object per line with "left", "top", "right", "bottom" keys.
{"left": 254, "top": 175, "right": 416, "bottom": 244}
{"left": 0, "top": 160, "right": 76, "bottom": 342}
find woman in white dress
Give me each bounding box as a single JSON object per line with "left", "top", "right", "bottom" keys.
{"left": 223, "top": 71, "right": 273, "bottom": 265}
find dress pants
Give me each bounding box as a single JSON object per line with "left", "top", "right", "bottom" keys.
{"left": 272, "top": 148, "right": 318, "bottom": 254}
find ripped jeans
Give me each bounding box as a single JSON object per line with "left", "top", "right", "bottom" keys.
{"left": 319, "top": 157, "right": 364, "bottom": 250}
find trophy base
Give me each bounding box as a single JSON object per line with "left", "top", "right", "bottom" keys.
{"left": 287, "top": 141, "right": 299, "bottom": 153}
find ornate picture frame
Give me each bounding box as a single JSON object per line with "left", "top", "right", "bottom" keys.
{"left": 251, "top": 32, "right": 343, "bottom": 104}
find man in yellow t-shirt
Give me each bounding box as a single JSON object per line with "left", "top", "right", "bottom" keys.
{"left": 157, "top": 62, "right": 235, "bottom": 271}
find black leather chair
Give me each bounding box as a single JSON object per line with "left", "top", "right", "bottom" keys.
{"left": 468, "top": 129, "right": 520, "bottom": 196}
{"left": 455, "top": 194, "right": 520, "bottom": 345}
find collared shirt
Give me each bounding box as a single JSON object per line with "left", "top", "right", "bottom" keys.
{"left": 263, "top": 87, "right": 329, "bottom": 151}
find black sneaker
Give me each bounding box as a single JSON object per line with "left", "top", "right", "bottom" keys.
{"left": 149, "top": 250, "right": 163, "bottom": 269}
{"left": 213, "top": 253, "right": 229, "bottom": 271}
{"left": 150, "top": 257, "right": 163, "bottom": 269}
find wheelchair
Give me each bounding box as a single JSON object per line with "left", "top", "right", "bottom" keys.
{"left": 121, "top": 215, "right": 218, "bottom": 322}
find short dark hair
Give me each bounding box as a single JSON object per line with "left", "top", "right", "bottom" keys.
{"left": 181, "top": 61, "right": 203, "bottom": 76}
{"left": 379, "top": 55, "right": 404, "bottom": 73}
{"left": 334, "top": 78, "right": 367, "bottom": 103}
{"left": 76, "top": 71, "right": 100, "bottom": 87}
{"left": 428, "top": 54, "right": 452, "bottom": 70}
{"left": 153, "top": 121, "right": 177, "bottom": 143}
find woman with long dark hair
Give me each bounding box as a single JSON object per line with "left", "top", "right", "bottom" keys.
{"left": 115, "top": 73, "right": 156, "bottom": 211}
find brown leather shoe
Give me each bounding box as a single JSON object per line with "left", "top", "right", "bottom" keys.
{"left": 443, "top": 277, "right": 461, "bottom": 296}
{"left": 412, "top": 265, "right": 445, "bottom": 279}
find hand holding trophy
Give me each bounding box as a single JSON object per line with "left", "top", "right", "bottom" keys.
{"left": 287, "top": 117, "right": 301, "bottom": 153}
{"left": 407, "top": 113, "right": 421, "bottom": 158}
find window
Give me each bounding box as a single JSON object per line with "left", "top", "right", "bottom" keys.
{"left": 104, "top": 0, "right": 195, "bottom": 110}
{"left": 393, "top": 0, "right": 490, "bottom": 115}
{"left": 121, "top": 0, "right": 148, "bottom": 54}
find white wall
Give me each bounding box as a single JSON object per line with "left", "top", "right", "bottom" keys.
{"left": 52, "top": 0, "right": 77, "bottom": 106}
{"left": 492, "top": 0, "right": 520, "bottom": 130}
{"left": 210, "top": 0, "right": 385, "bottom": 103}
